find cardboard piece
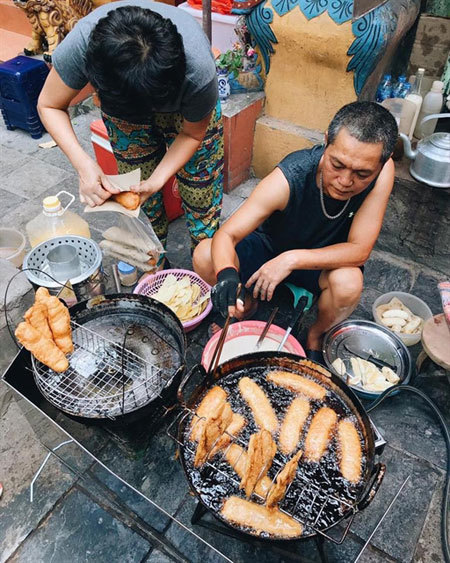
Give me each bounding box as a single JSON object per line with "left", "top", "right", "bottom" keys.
{"left": 84, "top": 168, "right": 141, "bottom": 218}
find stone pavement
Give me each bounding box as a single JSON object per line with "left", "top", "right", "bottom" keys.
{"left": 0, "top": 103, "right": 449, "bottom": 563}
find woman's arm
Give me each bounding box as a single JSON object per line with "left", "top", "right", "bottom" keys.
{"left": 130, "top": 112, "right": 212, "bottom": 201}
{"left": 37, "top": 68, "right": 117, "bottom": 206}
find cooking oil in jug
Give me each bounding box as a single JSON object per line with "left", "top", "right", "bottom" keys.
{"left": 26, "top": 191, "right": 91, "bottom": 248}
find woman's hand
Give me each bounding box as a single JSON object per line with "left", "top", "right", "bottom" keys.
{"left": 77, "top": 158, "right": 118, "bottom": 207}
{"left": 246, "top": 253, "right": 294, "bottom": 301}
{"left": 130, "top": 177, "right": 164, "bottom": 203}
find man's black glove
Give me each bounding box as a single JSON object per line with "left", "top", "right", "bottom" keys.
{"left": 211, "top": 267, "right": 242, "bottom": 318}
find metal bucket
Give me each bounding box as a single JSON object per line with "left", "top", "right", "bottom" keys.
{"left": 23, "top": 236, "right": 104, "bottom": 301}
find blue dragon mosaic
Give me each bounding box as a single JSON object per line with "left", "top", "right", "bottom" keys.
{"left": 233, "top": 0, "right": 418, "bottom": 95}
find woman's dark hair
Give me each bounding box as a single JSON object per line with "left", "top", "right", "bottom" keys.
{"left": 327, "top": 101, "right": 398, "bottom": 163}
{"left": 85, "top": 6, "right": 186, "bottom": 117}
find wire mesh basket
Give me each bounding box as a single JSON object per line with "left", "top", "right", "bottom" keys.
{"left": 31, "top": 320, "right": 173, "bottom": 419}
{"left": 134, "top": 269, "right": 212, "bottom": 332}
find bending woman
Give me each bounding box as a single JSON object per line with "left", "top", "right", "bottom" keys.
{"left": 38, "top": 1, "right": 223, "bottom": 256}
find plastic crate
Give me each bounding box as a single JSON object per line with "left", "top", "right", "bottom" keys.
{"left": 0, "top": 56, "right": 49, "bottom": 139}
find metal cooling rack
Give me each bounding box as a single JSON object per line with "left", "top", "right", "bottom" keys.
{"left": 32, "top": 320, "right": 175, "bottom": 419}
{"left": 168, "top": 408, "right": 359, "bottom": 544}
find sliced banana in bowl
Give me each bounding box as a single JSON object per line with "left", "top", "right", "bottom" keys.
{"left": 373, "top": 292, "right": 433, "bottom": 346}
{"left": 334, "top": 356, "right": 400, "bottom": 394}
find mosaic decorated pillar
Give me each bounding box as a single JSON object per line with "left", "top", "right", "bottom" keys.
{"left": 233, "top": 0, "right": 420, "bottom": 176}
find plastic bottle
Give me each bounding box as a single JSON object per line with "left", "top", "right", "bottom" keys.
{"left": 26, "top": 191, "right": 91, "bottom": 248}
{"left": 391, "top": 75, "right": 407, "bottom": 98}
{"left": 388, "top": 100, "right": 404, "bottom": 161}
{"left": 405, "top": 67, "right": 425, "bottom": 139}
{"left": 414, "top": 80, "right": 444, "bottom": 139}
{"left": 117, "top": 261, "right": 137, "bottom": 287}
{"left": 376, "top": 74, "right": 393, "bottom": 102}
{"left": 399, "top": 82, "right": 411, "bottom": 98}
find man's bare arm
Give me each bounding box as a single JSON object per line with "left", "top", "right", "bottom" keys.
{"left": 280, "top": 158, "right": 395, "bottom": 271}
{"left": 211, "top": 167, "right": 290, "bottom": 274}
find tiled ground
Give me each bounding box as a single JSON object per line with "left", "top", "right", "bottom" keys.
{"left": 0, "top": 103, "right": 449, "bottom": 563}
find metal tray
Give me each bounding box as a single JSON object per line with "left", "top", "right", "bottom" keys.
{"left": 322, "top": 320, "right": 412, "bottom": 400}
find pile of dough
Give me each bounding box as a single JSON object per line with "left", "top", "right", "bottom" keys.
{"left": 101, "top": 226, "right": 159, "bottom": 272}
{"left": 15, "top": 287, "right": 73, "bottom": 372}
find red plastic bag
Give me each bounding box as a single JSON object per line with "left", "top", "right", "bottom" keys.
{"left": 187, "top": 0, "right": 232, "bottom": 15}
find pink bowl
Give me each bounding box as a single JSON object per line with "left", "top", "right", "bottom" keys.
{"left": 134, "top": 269, "right": 212, "bottom": 332}
{"left": 202, "top": 320, "right": 305, "bottom": 371}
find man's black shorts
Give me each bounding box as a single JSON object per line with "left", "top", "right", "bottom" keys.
{"left": 235, "top": 231, "right": 323, "bottom": 295}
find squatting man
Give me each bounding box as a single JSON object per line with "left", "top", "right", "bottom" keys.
{"left": 194, "top": 101, "right": 398, "bottom": 362}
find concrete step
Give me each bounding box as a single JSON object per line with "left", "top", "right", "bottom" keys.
{"left": 252, "top": 114, "right": 323, "bottom": 179}
{"left": 0, "top": 29, "right": 30, "bottom": 63}
{"left": 0, "top": 0, "right": 30, "bottom": 34}
{"left": 0, "top": 0, "right": 31, "bottom": 62}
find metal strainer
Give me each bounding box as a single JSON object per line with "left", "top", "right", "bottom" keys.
{"left": 23, "top": 236, "right": 104, "bottom": 301}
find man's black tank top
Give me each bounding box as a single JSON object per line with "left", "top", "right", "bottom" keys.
{"left": 257, "top": 145, "right": 379, "bottom": 254}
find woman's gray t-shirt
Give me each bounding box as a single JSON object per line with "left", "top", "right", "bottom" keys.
{"left": 52, "top": 0, "right": 218, "bottom": 122}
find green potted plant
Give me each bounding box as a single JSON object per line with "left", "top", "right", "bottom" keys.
{"left": 216, "top": 46, "right": 244, "bottom": 79}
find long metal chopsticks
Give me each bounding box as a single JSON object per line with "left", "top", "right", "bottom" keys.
{"left": 208, "top": 312, "right": 233, "bottom": 378}
{"left": 208, "top": 283, "right": 242, "bottom": 378}
{"left": 255, "top": 307, "right": 279, "bottom": 350}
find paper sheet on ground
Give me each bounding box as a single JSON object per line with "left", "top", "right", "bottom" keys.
{"left": 84, "top": 168, "right": 141, "bottom": 218}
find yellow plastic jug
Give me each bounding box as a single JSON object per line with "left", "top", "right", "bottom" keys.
{"left": 26, "top": 191, "right": 91, "bottom": 248}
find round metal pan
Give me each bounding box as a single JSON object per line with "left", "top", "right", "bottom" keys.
{"left": 178, "top": 352, "right": 385, "bottom": 541}
{"left": 32, "top": 293, "right": 186, "bottom": 424}
{"left": 323, "top": 320, "right": 412, "bottom": 400}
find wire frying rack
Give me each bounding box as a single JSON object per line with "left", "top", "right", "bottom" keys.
{"left": 167, "top": 407, "right": 366, "bottom": 543}
{"left": 32, "top": 319, "right": 177, "bottom": 419}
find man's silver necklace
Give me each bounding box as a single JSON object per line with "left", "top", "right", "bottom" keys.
{"left": 319, "top": 172, "right": 351, "bottom": 220}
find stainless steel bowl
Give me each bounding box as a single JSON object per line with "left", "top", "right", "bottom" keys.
{"left": 323, "top": 319, "right": 412, "bottom": 400}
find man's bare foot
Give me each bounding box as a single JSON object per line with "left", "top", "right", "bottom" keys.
{"left": 306, "top": 348, "right": 325, "bottom": 365}
{"left": 306, "top": 330, "right": 323, "bottom": 352}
